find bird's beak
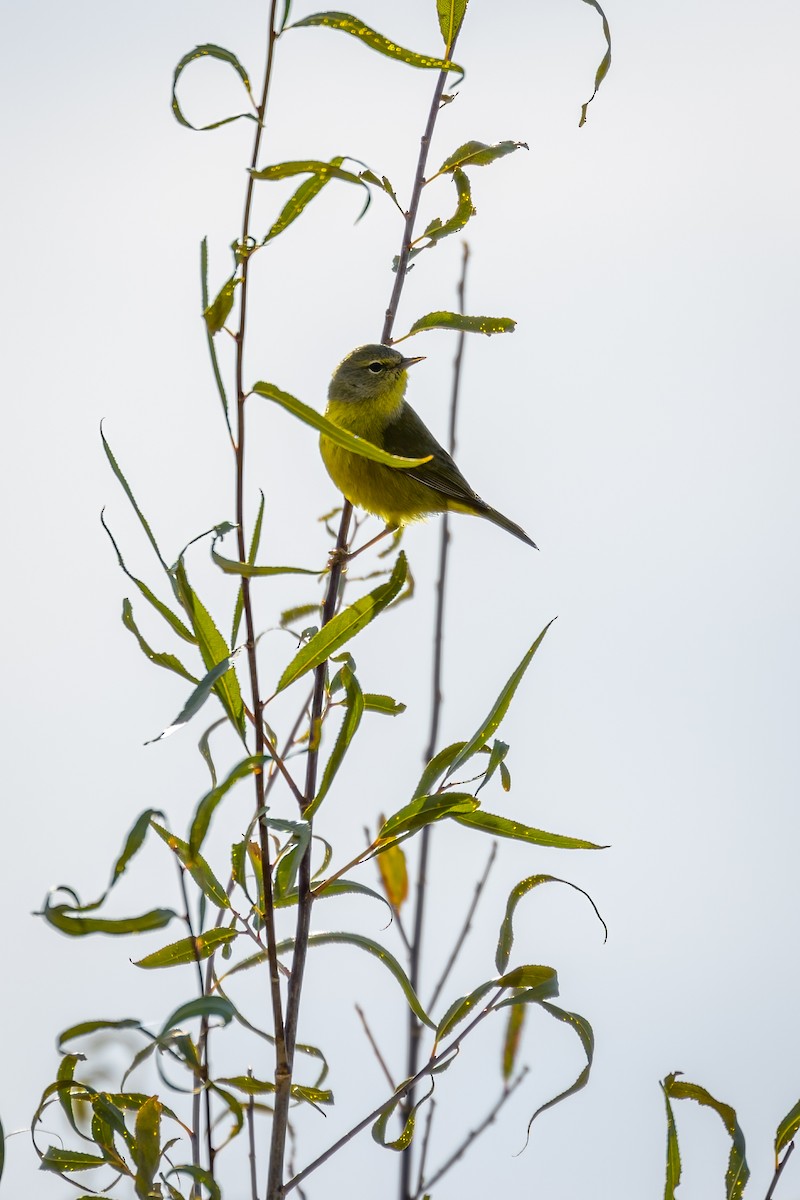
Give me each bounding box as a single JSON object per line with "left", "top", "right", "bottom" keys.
{"left": 400, "top": 355, "right": 426, "bottom": 369}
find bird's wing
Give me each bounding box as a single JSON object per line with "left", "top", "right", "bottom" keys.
{"left": 382, "top": 404, "right": 485, "bottom": 509}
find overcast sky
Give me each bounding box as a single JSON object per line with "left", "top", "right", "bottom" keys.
{"left": 2, "top": 1, "right": 799, "bottom": 1197}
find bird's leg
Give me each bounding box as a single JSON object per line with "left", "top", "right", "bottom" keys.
{"left": 328, "top": 523, "right": 398, "bottom": 568}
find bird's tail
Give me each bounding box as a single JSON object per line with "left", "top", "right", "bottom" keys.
{"left": 482, "top": 505, "right": 538, "bottom": 549}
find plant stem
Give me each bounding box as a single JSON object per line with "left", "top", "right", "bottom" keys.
{"left": 765, "top": 1140, "right": 795, "bottom": 1200}
{"left": 232, "top": 0, "right": 288, "bottom": 1131}
{"left": 176, "top": 863, "right": 214, "bottom": 1187}
{"left": 399, "top": 236, "right": 469, "bottom": 1200}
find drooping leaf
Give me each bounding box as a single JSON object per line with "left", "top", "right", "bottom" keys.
{"left": 211, "top": 539, "right": 319, "bottom": 578}
{"left": 359, "top": 170, "right": 404, "bottom": 214}
{"left": 146, "top": 650, "right": 244, "bottom": 744}
{"left": 445, "top": 622, "right": 554, "bottom": 779}
{"left": 276, "top": 552, "right": 407, "bottom": 692}
{"left": 578, "top": 0, "right": 612, "bottom": 128}
{"left": 401, "top": 311, "right": 516, "bottom": 339}
{"left": 216, "top": 1076, "right": 333, "bottom": 1107}
{"left": 476, "top": 739, "right": 509, "bottom": 795}
{"left": 40, "top": 895, "right": 175, "bottom": 938}
{"left": 40, "top": 1147, "right": 108, "bottom": 1173}
{"left": 256, "top": 156, "right": 371, "bottom": 238}
{"left": 121, "top": 600, "right": 198, "bottom": 683}
{"left": 134, "top": 927, "right": 238, "bottom": 969}
{"left": 203, "top": 273, "right": 240, "bottom": 334}
{"left": 287, "top": 12, "right": 464, "bottom": 82}
{"left": 376, "top": 838, "right": 408, "bottom": 909}
{"left": 454, "top": 809, "right": 604, "bottom": 851}
{"left": 436, "top": 0, "right": 469, "bottom": 49}
{"left": 495, "top": 874, "right": 607, "bottom": 973}
{"left": 662, "top": 1079, "right": 682, "bottom": 1200}
{"left": 437, "top": 966, "right": 557, "bottom": 1041}
{"left": 372, "top": 1080, "right": 434, "bottom": 1151}
{"left": 307, "top": 665, "right": 364, "bottom": 816}
{"left": 518, "top": 1004, "right": 595, "bottom": 1141}
{"left": 437, "top": 139, "right": 527, "bottom": 175}
{"left": 171, "top": 44, "right": 256, "bottom": 132}
{"left": 660, "top": 1073, "right": 749, "bottom": 1200}
{"left": 413, "top": 741, "right": 467, "bottom": 799}
{"left": 101, "top": 512, "right": 195, "bottom": 643}
{"left": 252, "top": 381, "right": 431, "bottom": 467}
{"left": 160, "top": 996, "right": 236, "bottom": 1035}
{"left": 363, "top": 692, "right": 406, "bottom": 715}
{"left": 775, "top": 1096, "right": 800, "bottom": 1159}
{"left": 200, "top": 238, "right": 231, "bottom": 436}
{"left": 151, "top": 822, "right": 229, "bottom": 909}
{"left": 378, "top": 791, "right": 478, "bottom": 842}
{"left": 502, "top": 1003, "right": 526, "bottom": 1080}
{"left": 419, "top": 169, "right": 475, "bottom": 247}
{"left": 164, "top": 1164, "right": 221, "bottom": 1200}
{"left": 174, "top": 560, "right": 245, "bottom": 735}
{"left": 189, "top": 756, "right": 266, "bottom": 854}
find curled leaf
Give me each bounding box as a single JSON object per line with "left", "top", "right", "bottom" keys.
{"left": 172, "top": 44, "right": 256, "bottom": 132}
{"left": 288, "top": 12, "right": 464, "bottom": 83}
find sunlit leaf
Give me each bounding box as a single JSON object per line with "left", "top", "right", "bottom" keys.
{"left": 252, "top": 381, "right": 431, "bottom": 467}
{"left": 454, "top": 809, "right": 604, "bottom": 851}
{"left": 436, "top": 0, "right": 469, "bottom": 48}
{"left": 276, "top": 553, "right": 407, "bottom": 692}
{"left": 372, "top": 1080, "right": 433, "bottom": 1151}
{"left": 578, "top": 0, "right": 612, "bottom": 128}
{"left": 164, "top": 1164, "right": 221, "bottom": 1200}
{"left": 661, "top": 1073, "right": 749, "bottom": 1200}
{"left": 217, "top": 1076, "right": 333, "bottom": 1106}
{"left": 662, "top": 1079, "right": 682, "bottom": 1200}
{"left": 171, "top": 44, "right": 256, "bottom": 132}
{"left": 376, "top": 838, "right": 408, "bottom": 909}
{"left": 134, "top": 927, "right": 238, "bottom": 969}
{"left": 40, "top": 896, "right": 175, "bottom": 937}
{"left": 132, "top": 1097, "right": 161, "bottom": 1200}
{"left": 521, "top": 1004, "right": 594, "bottom": 1142}
{"left": 363, "top": 692, "right": 406, "bottom": 715}
{"left": 203, "top": 273, "right": 240, "bottom": 334}
{"left": 775, "top": 1096, "right": 800, "bottom": 1159}
{"left": 437, "top": 966, "right": 557, "bottom": 1040}
{"left": 502, "top": 1003, "right": 525, "bottom": 1080}
{"left": 476, "top": 739, "right": 509, "bottom": 795}
{"left": 437, "top": 139, "right": 527, "bottom": 175}
{"left": 401, "top": 311, "right": 516, "bottom": 339}
{"left": 419, "top": 168, "right": 474, "bottom": 247}
{"left": 189, "top": 756, "right": 266, "bottom": 854}
{"left": 378, "top": 791, "right": 478, "bottom": 841}
{"left": 254, "top": 156, "right": 371, "bottom": 238}
{"left": 288, "top": 12, "right": 464, "bottom": 82}
{"left": 496, "top": 874, "right": 607, "bottom": 973}
{"left": 413, "top": 741, "right": 467, "bottom": 799}
{"left": 40, "top": 1147, "right": 108, "bottom": 1173}
{"left": 121, "top": 600, "right": 198, "bottom": 683}
{"left": 151, "top": 822, "right": 229, "bottom": 908}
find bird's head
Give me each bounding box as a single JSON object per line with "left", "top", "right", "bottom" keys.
{"left": 328, "top": 344, "right": 425, "bottom": 404}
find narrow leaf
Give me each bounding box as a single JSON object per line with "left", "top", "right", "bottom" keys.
{"left": 578, "top": 0, "right": 612, "bottom": 128}
{"left": 171, "top": 44, "right": 255, "bottom": 132}
{"left": 307, "top": 666, "right": 364, "bottom": 816}
{"left": 437, "top": 139, "right": 527, "bottom": 174}
{"left": 288, "top": 13, "right": 464, "bottom": 82}
{"left": 132, "top": 1097, "right": 161, "bottom": 1200}
{"left": 372, "top": 1081, "right": 433, "bottom": 1151}
{"left": 41, "top": 901, "right": 175, "bottom": 937}
{"left": 662, "top": 1079, "right": 682, "bottom": 1200}
{"left": 200, "top": 238, "right": 231, "bottom": 436}
{"left": 276, "top": 552, "right": 407, "bottom": 692}
{"left": 151, "top": 822, "right": 229, "bottom": 909}
{"left": 454, "top": 809, "right": 604, "bottom": 851}
{"left": 231, "top": 491, "right": 264, "bottom": 647}
{"left": 161, "top": 997, "right": 236, "bottom": 1035}
{"left": 413, "top": 741, "right": 467, "bottom": 799}
{"left": 101, "top": 512, "right": 195, "bottom": 643}
{"left": 211, "top": 540, "right": 318, "bottom": 578}
{"left": 502, "top": 1003, "right": 525, "bottom": 1080}
{"left": 122, "top": 600, "right": 198, "bottom": 683}
{"left": 252, "top": 381, "right": 431, "bottom": 467}
{"left": 476, "top": 738, "right": 509, "bottom": 795}
{"left": 496, "top": 874, "right": 607, "bottom": 973}
{"left": 445, "top": 622, "right": 554, "bottom": 778}
{"left": 146, "top": 650, "right": 244, "bottom": 744}
{"left": 40, "top": 1147, "right": 108, "bottom": 1172}
{"left": 403, "top": 311, "right": 516, "bottom": 340}
{"left": 189, "top": 756, "right": 266, "bottom": 854}
{"left": 661, "top": 1073, "right": 749, "bottom": 1200}
{"left": 134, "top": 927, "right": 238, "bottom": 969}
{"left": 376, "top": 839, "right": 408, "bottom": 909}
{"left": 203, "top": 274, "right": 240, "bottom": 334}
{"left": 101, "top": 428, "right": 169, "bottom": 574}
{"left": 420, "top": 168, "right": 475, "bottom": 247}
{"left": 523, "top": 1003, "right": 595, "bottom": 1137}
{"left": 378, "top": 791, "right": 478, "bottom": 841}
{"left": 436, "top": 0, "right": 469, "bottom": 48}
{"left": 174, "top": 561, "right": 245, "bottom": 735}
{"left": 775, "top": 1096, "right": 800, "bottom": 1158}
{"left": 254, "top": 156, "right": 371, "bottom": 236}
{"left": 363, "top": 693, "right": 406, "bottom": 715}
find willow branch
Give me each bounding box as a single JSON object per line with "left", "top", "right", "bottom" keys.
{"left": 766, "top": 1140, "right": 795, "bottom": 1200}
{"left": 428, "top": 840, "right": 496, "bottom": 1012}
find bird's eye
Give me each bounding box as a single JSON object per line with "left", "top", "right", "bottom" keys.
{"left": 368, "top": 362, "right": 384, "bottom": 374}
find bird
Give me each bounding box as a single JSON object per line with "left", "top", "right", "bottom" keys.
{"left": 319, "top": 344, "right": 537, "bottom": 549}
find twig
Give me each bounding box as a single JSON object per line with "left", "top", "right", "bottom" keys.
{"left": 428, "top": 841, "right": 497, "bottom": 1012}
{"left": 284, "top": 988, "right": 507, "bottom": 1195}
{"left": 247, "top": 1069, "right": 258, "bottom": 1200}
{"left": 414, "top": 1099, "right": 436, "bottom": 1200}
{"left": 399, "top": 230, "right": 469, "bottom": 1200}
{"left": 766, "top": 1140, "right": 795, "bottom": 1200}
{"left": 420, "top": 1068, "right": 530, "bottom": 1194}
{"left": 176, "top": 862, "right": 214, "bottom": 1185}
{"left": 355, "top": 1003, "right": 396, "bottom": 1091}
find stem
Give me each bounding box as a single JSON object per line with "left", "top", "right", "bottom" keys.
{"left": 176, "top": 863, "right": 214, "bottom": 1188}
{"left": 766, "top": 1140, "right": 795, "bottom": 1200}
{"left": 399, "top": 238, "right": 469, "bottom": 1200}
{"left": 231, "top": 0, "right": 288, "bottom": 1133}
{"left": 247, "top": 1069, "right": 259, "bottom": 1200}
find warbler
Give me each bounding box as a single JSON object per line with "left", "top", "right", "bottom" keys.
{"left": 319, "top": 344, "right": 537, "bottom": 548}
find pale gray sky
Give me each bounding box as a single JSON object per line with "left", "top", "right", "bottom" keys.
{"left": 2, "top": 1, "right": 799, "bottom": 1197}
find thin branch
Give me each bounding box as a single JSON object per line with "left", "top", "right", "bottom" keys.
{"left": 247, "top": 1070, "right": 258, "bottom": 1200}
{"left": 766, "top": 1140, "right": 795, "bottom": 1200}
{"left": 284, "top": 989, "right": 506, "bottom": 1196}
{"left": 355, "top": 1003, "right": 396, "bottom": 1091}
{"left": 176, "top": 863, "right": 215, "bottom": 1182}
{"left": 400, "top": 230, "right": 469, "bottom": 1200}
{"left": 420, "top": 1068, "right": 530, "bottom": 1195}
{"left": 428, "top": 841, "right": 497, "bottom": 1012}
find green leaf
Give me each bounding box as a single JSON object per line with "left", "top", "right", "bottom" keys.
{"left": 189, "top": 756, "right": 266, "bottom": 854}
{"left": 502, "top": 1003, "right": 525, "bottom": 1080}
{"left": 101, "top": 512, "right": 196, "bottom": 643}
{"left": 476, "top": 738, "right": 509, "bottom": 795}
{"left": 436, "top": 0, "right": 469, "bottom": 49}
{"left": 101, "top": 428, "right": 170, "bottom": 575}
{"left": 231, "top": 491, "right": 264, "bottom": 648}
{"left": 445, "top": 622, "right": 554, "bottom": 779}
{"left": 413, "top": 741, "right": 467, "bottom": 799}
{"left": 402, "top": 311, "right": 516, "bottom": 340}
{"left": 40, "top": 1147, "right": 108, "bottom": 1173}
{"left": 363, "top": 692, "right": 406, "bottom": 715}
{"left": 360, "top": 170, "right": 404, "bottom": 214}
{"left": 203, "top": 273, "right": 240, "bottom": 334}
{"left": 217, "top": 1076, "right": 333, "bottom": 1106}
{"left": 211, "top": 539, "right": 319, "bottom": 578}
{"left": 288, "top": 12, "right": 464, "bottom": 83}
{"left": 523, "top": 1004, "right": 594, "bottom": 1137}
{"left": 496, "top": 874, "right": 607, "bottom": 973}
{"left": 307, "top": 665, "right": 364, "bottom": 816}
{"left": 280, "top": 602, "right": 320, "bottom": 629}
{"left": 437, "top": 139, "right": 527, "bottom": 174}
{"left": 254, "top": 156, "right": 371, "bottom": 238}
{"left": 276, "top": 552, "right": 407, "bottom": 692}
{"left": 419, "top": 168, "right": 475, "bottom": 247}
{"left": 58, "top": 1018, "right": 143, "bottom": 1050}
{"left": 372, "top": 1081, "right": 433, "bottom": 1151}
{"left": 276, "top": 931, "right": 434, "bottom": 1029}
{"left": 661, "top": 1073, "right": 749, "bottom": 1200}
{"left": 121, "top": 599, "right": 198, "bottom": 683}
{"left": 775, "top": 1096, "right": 800, "bottom": 1158}
{"left": 200, "top": 238, "right": 231, "bottom": 437}
{"left": 171, "top": 44, "right": 255, "bottom": 132}
{"left": 161, "top": 997, "right": 236, "bottom": 1035}
{"left": 662, "top": 1079, "right": 682, "bottom": 1200}
{"left": 197, "top": 718, "right": 225, "bottom": 788}
{"left": 134, "top": 927, "right": 238, "bottom": 969}
{"left": 378, "top": 792, "right": 478, "bottom": 841}
{"left": 132, "top": 1097, "right": 161, "bottom": 1200}
{"left": 454, "top": 809, "right": 604, "bottom": 851}
{"left": 174, "top": 560, "right": 245, "bottom": 735}
{"left": 252, "top": 381, "right": 432, "bottom": 467}
{"left": 151, "top": 822, "right": 229, "bottom": 909}
{"left": 578, "top": 0, "right": 612, "bottom": 128}
{"left": 40, "top": 898, "right": 175, "bottom": 937}
{"left": 164, "top": 1164, "right": 221, "bottom": 1200}
{"left": 146, "top": 650, "right": 244, "bottom": 744}
{"left": 437, "top": 967, "right": 557, "bottom": 1041}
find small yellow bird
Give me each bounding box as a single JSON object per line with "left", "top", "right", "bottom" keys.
{"left": 320, "top": 344, "right": 537, "bottom": 548}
